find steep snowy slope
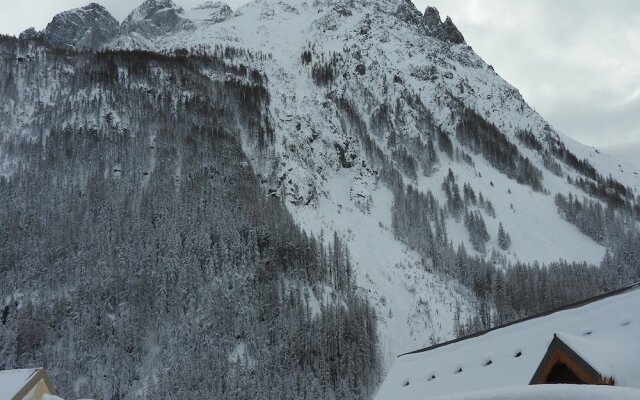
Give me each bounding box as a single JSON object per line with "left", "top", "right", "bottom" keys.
{"left": 13, "top": 0, "right": 640, "bottom": 363}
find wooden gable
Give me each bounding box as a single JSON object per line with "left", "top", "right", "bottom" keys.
{"left": 10, "top": 368, "right": 57, "bottom": 400}
{"left": 529, "top": 334, "right": 614, "bottom": 386}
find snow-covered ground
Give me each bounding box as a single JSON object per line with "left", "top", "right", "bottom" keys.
{"left": 290, "top": 172, "right": 473, "bottom": 361}
{"left": 427, "top": 385, "right": 640, "bottom": 400}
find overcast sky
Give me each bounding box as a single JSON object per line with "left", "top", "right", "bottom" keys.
{"left": 1, "top": 0, "right": 638, "bottom": 148}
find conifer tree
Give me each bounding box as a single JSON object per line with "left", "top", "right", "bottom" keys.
{"left": 498, "top": 222, "right": 512, "bottom": 250}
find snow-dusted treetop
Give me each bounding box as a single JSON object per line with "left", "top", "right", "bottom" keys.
{"left": 376, "top": 284, "right": 640, "bottom": 400}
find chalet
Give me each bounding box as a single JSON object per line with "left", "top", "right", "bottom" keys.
{"left": 0, "top": 368, "right": 56, "bottom": 400}
{"left": 376, "top": 283, "right": 640, "bottom": 400}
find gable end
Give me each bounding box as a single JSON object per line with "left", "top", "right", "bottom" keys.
{"left": 10, "top": 368, "right": 56, "bottom": 400}
{"left": 530, "top": 335, "right": 613, "bottom": 386}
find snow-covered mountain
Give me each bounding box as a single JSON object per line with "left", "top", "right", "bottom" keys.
{"left": 20, "top": 3, "right": 120, "bottom": 49}
{"left": 119, "top": 0, "right": 194, "bottom": 41}
{"left": 12, "top": 0, "right": 640, "bottom": 373}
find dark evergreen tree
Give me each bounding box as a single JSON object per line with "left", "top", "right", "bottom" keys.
{"left": 497, "top": 222, "right": 512, "bottom": 250}
{"left": 464, "top": 211, "right": 490, "bottom": 253}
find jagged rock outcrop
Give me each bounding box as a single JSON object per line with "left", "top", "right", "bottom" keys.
{"left": 41, "top": 3, "right": 119, "bottom": 49}
{"left": 395, "top": 0, "right": 423, "bottom": 26}
{"left": 193, "top": 1, "right": 233, "bottom": 23}
{"left": 422, "top": 6, "right": 442, "bottom": 34}
{"left": 433, "top": 16, "right": 465, "bottom": 44}
{"left": 396, "top": 2, "right": 466, "bottom": 45}
{"left": 422, "top": 6, "right": 466, "bottom": 44}
{"left": 19, "top": 27, "right": 42, "bottom": 41}
{"left": 120, "top": 0, "right": 193, "bottom": 39}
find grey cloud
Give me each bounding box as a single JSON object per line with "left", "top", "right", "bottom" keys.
{"left": 548, "top": 95, "right": 640, "bottom": 147}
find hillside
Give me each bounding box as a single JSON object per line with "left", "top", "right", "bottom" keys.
{"left": 92, "top": 0, "right": 640, "bottom": 355}
{"left": 0, "top": 38, "right": 380, "bottom": 398}
{"left": 2, "top": 0, "right": 640, "bottom": 398}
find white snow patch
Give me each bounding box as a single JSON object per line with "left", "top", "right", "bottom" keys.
{"left": 428, "top": 385, "right": 640, "bottom": 400}
{"left": 0, "top": 368, "right": 39, "bottom": 400}
{"left": 289, "top": 171, "right": 474, "bottom": 366}
{"left": 228, "top": 342, "right": 256, "bottom": 367}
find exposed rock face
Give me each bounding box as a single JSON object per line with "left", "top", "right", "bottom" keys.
{"left": 194, "top": 1, "right": 233, "bottom": 23}
{"left": 121, "top": 0, "right": 194, "bottom": 39}
{"left": 19, "top": 27, "right": 42, "bottom": 41}
{"left": 395, "top": 0, "right": 423, "bottom": 26}
{"left": 42, "top": 3, "right": 119, "bottom": 49}
{"left": 433, "top": 16, "right": 465, "bottom": 44}
{"left": 422, "top": 6, "right": 441, "bottom": 34}
{"left": 422, "top": 7, "right": 465, "bottom": 44}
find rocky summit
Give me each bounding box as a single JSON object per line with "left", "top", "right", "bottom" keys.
{"left": 120, "top": 0, "right": 194, "bottom": 39}
{"left": 40, "top": 2, "right": 119, "bottom": 49}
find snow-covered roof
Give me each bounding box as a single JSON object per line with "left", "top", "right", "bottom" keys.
{"left": 376, "top": 284, "right": 640, "bottom": 400}
{"left": 429, "top": 385, "right": 640, "bottom": 400}
{"left": 0, "top": 368, "right": 40, "bottom": 400}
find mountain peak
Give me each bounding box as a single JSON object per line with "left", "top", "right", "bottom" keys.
{"left": 437, "top": 16, "right": 465, "bottom": 44}
{"left": 132, "top": 0, "right": 180, "bottom": 16}
{"left": 193, "top": 1, "right": 227, "bottom": 9}
{"left": 85, "top": 2, "right": 108, "bottom": 11}
{"left": 395, "top": 2, "right": 466, "bottom": 45}
{"left": 121, "top": 0, "right": 193, "bottom": 39}
{"left": 42, "top": 2, "right": 119, "bottom": 49}
{"left": 422, "top": 6, "right": 465, "bottom": 44}
{"left": 19, "top": 27, "right": 42, "bottom": 41}
{"left": 190, "top": 1, "right": 233, "bottom": 23}
{"left": 422, "top": 6, "right": 441, "bottom": 32}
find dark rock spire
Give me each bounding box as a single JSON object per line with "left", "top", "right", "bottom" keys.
{"left": 422, "top": 6, "right": 441, "bottom": 34}
{"left": 421, "top": 6, "right": 466, "bottom": 45}
{"left": 396, "top": 0, "right": 423, "bottom": 26}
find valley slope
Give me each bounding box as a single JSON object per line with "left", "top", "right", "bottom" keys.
{"left": 6, "top": 0, "right": 640, "bottom": 388}
{"left": 92, "top": 0, "right": 640, "bottom": 358}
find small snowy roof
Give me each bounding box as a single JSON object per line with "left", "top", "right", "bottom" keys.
{"left": 0, "top": 368, "right": 40, "bottom": 400}
{"left": 376, "top": 284, "right": 640, "bottom": 400}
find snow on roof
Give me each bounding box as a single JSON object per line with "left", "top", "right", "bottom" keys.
{"left": 556, "top": 333, "right": 640, "bottom": 386}
{"left": 376, "top": 284, "right": 640, "bottom": 400}
{"left": 0, "top": 368, "right": 39, "bottom": 400}
{"left": 429, "top": 385, "right": 640, "bottom": 400}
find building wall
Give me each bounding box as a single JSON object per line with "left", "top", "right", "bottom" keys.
{"left": 20, "top": 377, "right": 52, "bottom": 400}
